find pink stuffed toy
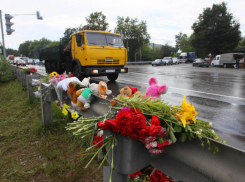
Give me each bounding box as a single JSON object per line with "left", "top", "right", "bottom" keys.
{"left": 144, "top": 77, "right": 168, "bottom": 101}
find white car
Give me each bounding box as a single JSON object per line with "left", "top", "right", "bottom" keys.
{"left": 172, "top": 57, "right": 179, "bottom": 64}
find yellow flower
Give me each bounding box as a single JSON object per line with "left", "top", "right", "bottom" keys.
{"left": 176, "top": 95, "right": 198, "bottom": 128}
{"left": 63, "top": 104, "right": 70, "bottom": 109}
{"left": 49, "top": 72, "right": 58, "bottom": 77}
{"left": 62, "top": 108, "right": 68, "bottom": 116}
{"left": 71, "top": 112, "right": 79, "bottom": 120}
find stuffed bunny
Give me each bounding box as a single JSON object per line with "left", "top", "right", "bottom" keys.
{"left": 143, "top": 77, "right": 168, "bottom": 101}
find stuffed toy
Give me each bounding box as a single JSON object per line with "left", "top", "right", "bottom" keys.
{"left": 67, "top": 77, "right": 90, "bottom": 109}
{"left": 76, "top": 88, "right": 93, "bottom": 110}
{"left": 143, "top": 77, "right": 168, "bottom": 101}
{"left": 89, "top": 81, "right": 112, "bottom": 98}
{"left": 110, "top": 86, "right": 140, "bottom": 106}
{"left": 67, "top": 82, "right": 78, "bottom": 108}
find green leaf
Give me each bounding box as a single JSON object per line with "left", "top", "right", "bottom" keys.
{"left": 173, "top": 124, "right": 182, "bottom": 133}
{"left": 186, "top": 125, "right": 192, "bottom": 131}
{"left": 179, "top": 133, "right": 187, "bottom": 142}
{"left": 169, "top": 130, "right": 177, "bottom": 143}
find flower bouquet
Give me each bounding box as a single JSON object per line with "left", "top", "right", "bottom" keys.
{"left": 66, "top": 92, "right": 226, "bottom": 179}
{"left": 22, "top": 68, "right": 37, "bottom": 74}
{"left": 49, "top": 72, "right": 67, "bottom": 86}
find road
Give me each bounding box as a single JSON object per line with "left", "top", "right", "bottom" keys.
{"left": 25, "top": 63, "right": 245, "bottom": 151}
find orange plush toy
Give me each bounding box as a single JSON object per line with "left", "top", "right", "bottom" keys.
{"left": 110, "top": 86, "right": 140, "bottom": 106}
{"left": 67, "top": 82, "right": 78, "bottom": 108}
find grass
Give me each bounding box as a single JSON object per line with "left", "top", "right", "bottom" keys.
{"left": 0, "top": 80, "right": 103, "bottom": 182}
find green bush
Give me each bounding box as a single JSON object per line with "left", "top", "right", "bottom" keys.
{"left": 0, "top": 55, "right": 15, "bottom": 83}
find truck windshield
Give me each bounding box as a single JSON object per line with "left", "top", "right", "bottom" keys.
{"left": 179, "top": 56, "right": 187, "bottom": 59}
{"left": 86, "top": 32, "right": 123, "bottom": 47}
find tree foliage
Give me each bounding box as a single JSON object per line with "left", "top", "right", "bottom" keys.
{"left": 175, "top": 32, "right": 196, "bottom": 53}
{"left": 85, "top": 11, "right": 109, "bottom": 31}
{"left": 6, "top": 48, "right": 19, "bottom": 56}
{"left": 18, "top": 41, "right": 32, "bottom": 57}
{"left": 191, "top": 2, "right": 241, "bottom": 57}
{"left": 18, "top": 38, "right": 58, "bottom": 58}
{"left": 114, "top": 16, "right": 150, "bottom": 61}
{"left": 61, "top": 27, "right": 81, "bottom": 45}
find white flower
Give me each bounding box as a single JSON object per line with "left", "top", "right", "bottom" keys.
{"left": 196, "top": 131, "right": 201, "bottom": 135}
{"left": 209, "top": 122, "right": 213, "bottom": 126}
{"left": 211, "top": 130, "right": 215, "bottom": 134}
{"left": 199, "top": 129, "right": 203, "bottom": 132}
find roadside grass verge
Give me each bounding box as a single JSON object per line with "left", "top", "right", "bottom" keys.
{"left": 0, "top": 80, "right": 103, "bottom": 182}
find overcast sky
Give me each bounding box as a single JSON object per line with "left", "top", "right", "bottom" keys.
{"left": 1, "top": 0, "right": 245, "bottom": 50}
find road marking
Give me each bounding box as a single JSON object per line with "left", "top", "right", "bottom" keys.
{"left": 118, "top": 78, "right": 245, "bottom": 101}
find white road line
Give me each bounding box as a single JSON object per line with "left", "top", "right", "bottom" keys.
{"left": 117, "top": 78, "right": 245, "bottom": 101}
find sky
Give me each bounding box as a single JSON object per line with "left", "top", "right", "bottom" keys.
{"left": 1, "top": 0, "right": 245, "bottom": 51}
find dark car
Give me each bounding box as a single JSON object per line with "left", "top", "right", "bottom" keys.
{"left": 193, "top": 58, "right": 210, "bottom": 67}
{"left": 152, "top": 59, "right": 165, "bottom": 66}
{"left": 26, "top": 59, "right": 33, "bottom": 65}
{"left": 16, "top": 59, "right": 26, "bottom": 67}
{"left": 163, "top": 57, "right": 173, "bottom": 65}
{"left": 32, "top": 59, "right": 40, "bottom": 65}
{"left": 39, "top": 60, "right": 45, "bottom": 66}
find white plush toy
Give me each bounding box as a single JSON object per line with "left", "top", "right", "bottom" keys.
{"left": 89, "top": 81, "right": 112, "bottom": 98}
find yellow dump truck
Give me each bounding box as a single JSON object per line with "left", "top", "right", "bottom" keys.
{"left": 39, "top": 30, "right": 128, "bottom": 81}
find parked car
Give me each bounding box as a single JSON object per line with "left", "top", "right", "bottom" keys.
{"left": 163, "top": 57, "right": 173, "bottom": 65}
{"left": 16, "top": 59, "right": 26, "bottom": 66}
{"left": 172, "top": 57, "right": 179, "bottom": 64}
{"left": 26, "top": 59, "right": 33, "bottom": 65}
{"left": 39, "top": 60, "right": 45, "bottom": 66}
{"left": 32, "top": 59, "right": 40, "bottom": 65}
{"left": 193, "top": 58, "right": 210, "bottom": 67}
{"left": 152, "top": 59, "right": 165, "bottom": 66}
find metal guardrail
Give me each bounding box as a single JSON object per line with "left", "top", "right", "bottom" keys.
{"left": 12, "top": 65, "right": 245, "bottom": 182}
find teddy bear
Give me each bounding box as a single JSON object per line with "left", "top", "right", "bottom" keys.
{"left": 110, "top": 86, "right": 140, "bottom": 106}
{"left": 89, "top": 81, "right": 112, "bottom": 98}
{"left": 143, "top": 77, "right": 168, "bottom": 101}
{"left": 76, "top": 88, "right": 93, "bottom": 110}
{"left": 67, "top": 77, "right": 90, "bottom": 109}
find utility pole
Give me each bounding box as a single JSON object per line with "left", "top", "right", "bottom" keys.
{"left": 0, "top": 10, "right": 6, "bottom": 57}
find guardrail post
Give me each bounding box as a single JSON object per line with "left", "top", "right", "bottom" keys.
{"left": 16, "top": 68, "right": 22, "bottom": 82}
{"left": 40, "top": 83, "right": 58, "bottom": 128}
{"left": 103, "top": 129, "right": 151, "bottom": 182}
{"left": 21, "top": 71, "right": 27, "bottom": 90}
{"left": 26, "top": 74, "right": 41, "bottom": 99}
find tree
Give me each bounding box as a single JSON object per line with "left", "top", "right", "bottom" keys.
{"left": 114, "top": 16, "right": 150, "bottom": 61}
{"left": 236, "top": 36, "right": 245, "bottom": 49}
{"left": 28, "top": 38, "right": 51, "bottom": 58}
{"left": 18, "top": 41, "right": 32, "bottom": 57}
{"left": 175, "top": 32, "right": 187, "bottom": 50}
{"left": 85, "top": 12, "right": 109, "bottom": 31}
{"left": 6, "top": 48, "right": 19, "bottom": 56}
{"left": 61, "top": 27, "right": 81, "bottom": 45}
{"left": 191, "top": 2, "right": 241, "bottom": 57}
{"left": 177, "top": 33, "right": 196, "bottom": 52}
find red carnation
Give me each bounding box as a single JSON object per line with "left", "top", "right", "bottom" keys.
{"left": 149, "top": 125, "right": 162, "bottom": 137}
{"left": 150, "top": 115, "right": 160, "bottom": 126}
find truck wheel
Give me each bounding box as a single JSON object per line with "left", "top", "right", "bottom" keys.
{"left": 107, "top": 73, "right": 118, "bottom": 82}
{"left": 73, "top": 64, "right": 84, "bottom": 80}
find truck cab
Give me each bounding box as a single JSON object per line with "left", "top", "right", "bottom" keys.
{"left": 211, "top": 55, "right": 220, "bottom": 66}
